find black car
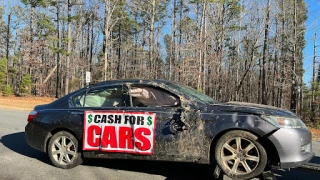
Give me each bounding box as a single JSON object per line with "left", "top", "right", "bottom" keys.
{"left": 25, "top": 79, "right": 314, "bottom": 179}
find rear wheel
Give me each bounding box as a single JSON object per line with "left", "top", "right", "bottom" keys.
{"left": 48, "top": 131, "right": 83, "bottom": 169}
{"left": 215, "top": 130, "right": 267, "bottom": 179}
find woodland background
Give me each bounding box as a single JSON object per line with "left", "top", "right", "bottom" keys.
{"left": 0, "top": 0, "right": 319, "bottom": 125}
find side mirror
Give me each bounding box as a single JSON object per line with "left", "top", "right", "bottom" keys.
{"left": 169, "top": 120, "right": 188, "bottom": 134}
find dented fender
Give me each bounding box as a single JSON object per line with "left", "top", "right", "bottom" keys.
{"left": 203, "top": 113, "right": 279, "bottom": 138}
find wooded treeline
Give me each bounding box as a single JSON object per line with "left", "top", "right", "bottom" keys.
{"left": 0, "top": 0, "right": 314, "bottom": 119}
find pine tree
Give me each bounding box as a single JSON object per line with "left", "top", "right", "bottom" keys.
{"left": 3, "top": 84, "right": 12, "bottom": 96}
{"left": 0, "top": 58, "right": 7, "bottom": 92}
{"left": 21, "top": 74, "right": 32, "bottom": 95}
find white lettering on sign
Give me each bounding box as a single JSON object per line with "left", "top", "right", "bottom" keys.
{"left": 83, "top": 111, "right": 156, "bottom": 155}
{"left": 85, "top": 71, "right": 91, "bottom": 83}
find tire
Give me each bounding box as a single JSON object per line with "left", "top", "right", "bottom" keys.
{"left": 48, "top": 131, "right": 83, "bottom": 169}
{"left": 214, "top": 130, "right": 267, "bottom": 180}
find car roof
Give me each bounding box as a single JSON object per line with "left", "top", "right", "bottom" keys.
{"left": 91, "top": 79, "right": 173, "bottom": 87}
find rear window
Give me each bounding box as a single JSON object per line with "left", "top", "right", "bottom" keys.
{"left": 71, "top": 86, "right": 124, "bottom": 107}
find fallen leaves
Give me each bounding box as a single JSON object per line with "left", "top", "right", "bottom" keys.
{"left": 0, "top": 96, "right": 55, "bottom": 111}
{"left": 309, "top": 127, "right": 320, "bottom": 141}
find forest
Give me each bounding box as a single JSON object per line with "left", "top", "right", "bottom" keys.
{"left": 0, "top": 0, "right": 319, "bottom": 124}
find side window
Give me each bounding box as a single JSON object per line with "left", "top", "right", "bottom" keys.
{"left": 72, "top": 86, "right": 126, "bottom": 107}
{"left": 72, "top": 90, "right": 87, "bottom": 107}
{"left": 128, "top": 86, "right": 180, "bottom": 107}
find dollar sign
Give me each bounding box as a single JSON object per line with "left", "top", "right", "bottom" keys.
{"left": 88, "top": 114, "right": 93, "bottom": 123}
{"left": 147, "top": 116, "right": 152, "bottom": 126}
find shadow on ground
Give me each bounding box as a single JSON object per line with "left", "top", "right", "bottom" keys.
{"left": 83, "top": 157, "right": 320, "bottom": 180}
{"left": 1, "top": 132, "right": 320, "bottom": 179}
{"left": 0, "top": 132, "right": 49, "bottom": 164}
{"left": 309, "top": 156, "right": 320, "bottom": 164}
{"left": 84, "top": 158, "right": 215, "bottom": 180}
{"left": 274, "top": 167, "right": 320, "bottom": 180}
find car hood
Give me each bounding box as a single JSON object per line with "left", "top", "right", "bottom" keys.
{"left": 212, "top": 101, "right": 296, "bottom": 117}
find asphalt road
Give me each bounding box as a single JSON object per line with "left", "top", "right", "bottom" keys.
{"left": 0, "top": 109, "right": 320, "bottom": 180}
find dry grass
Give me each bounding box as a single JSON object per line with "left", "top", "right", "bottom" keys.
{"left": 310, "top": 127, "right": 320, "bottom": 141}
{"left": 0, "top": 96, "right": 56, "bottom": 111}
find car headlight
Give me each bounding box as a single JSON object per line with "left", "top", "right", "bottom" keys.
{"left": 261, "top": 115, "right": 307, "bottom": 129}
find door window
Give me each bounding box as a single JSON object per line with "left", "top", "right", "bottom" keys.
{"left": 128, "top": 86, "right": 180, "bottom": 107}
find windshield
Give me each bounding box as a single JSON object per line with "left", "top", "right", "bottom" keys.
{"left": 165, "top": 82, "right": 216, "bottom": 104}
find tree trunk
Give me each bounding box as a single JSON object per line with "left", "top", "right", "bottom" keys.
{"left": 117, "top": 20, "right": 121, "bottom": 79}
{"left": 202, "top": 4, "right": 207, "bottom": 93}
{"left": 279, "top": 0, "right": 286, "bottom": 108}
{"left": 90, "top": 18, "right": 94, "bottom": 73}
{"left": 56, "top": 4, "right": 60, "bottom": 98}
{"left": 272, "top": 19, "right": 279, "bottom": 106}
{"left": 197, "top": 1, "right": 206, "bottom": 91}
{"left": 65, "top": 0, "right": 71, "bottom": 95}
{"left": 149, "top": 0, "right": 156, "bottom": 79}
{"left": 6, "top": 13, "right": 11, "bottom": 85}
{"left": 262, "top": 0, "right": 270, "bottom": 105}
{"left": 290, "top": 0, "right": 297, "bottom": 112}
{"left": 104, "top": 0, "right": 113, "bottom": 81}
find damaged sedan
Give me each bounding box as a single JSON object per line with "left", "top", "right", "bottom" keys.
{"left": 25, "top": 79, "right": 314, "bottom": 179}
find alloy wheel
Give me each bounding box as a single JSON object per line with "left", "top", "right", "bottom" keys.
{"left": 51, "top": 136, "right": 76, "bottom": 165}
{"left": 220, "top": 137, "right": 260, "bottom": 175}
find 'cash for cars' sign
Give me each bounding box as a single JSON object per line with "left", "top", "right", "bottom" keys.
{"left": 83, "top": 111, "right": 156, "bottom": 155}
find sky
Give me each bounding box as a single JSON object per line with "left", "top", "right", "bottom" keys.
{"left": 303, "top": 0, "right": 320, "bottom": 85}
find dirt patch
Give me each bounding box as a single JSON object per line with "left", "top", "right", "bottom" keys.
{"left": 309, "top": 127, "right": 320, "bottom": 141}
{"left": 0, "top": 96, "right": 56, "bottom": 111}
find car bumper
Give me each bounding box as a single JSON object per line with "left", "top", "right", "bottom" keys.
{"left": 268, "top": 128, "right": 315, "bottom": 169}
{"left": 25, "top": 123, "right": 50, "bottom": 152}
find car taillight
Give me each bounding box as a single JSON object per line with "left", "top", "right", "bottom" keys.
{"left": 28, "top": 110, "right": 38, "bottom": 122}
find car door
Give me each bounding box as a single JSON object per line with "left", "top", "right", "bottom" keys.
{"left": 124, "top": 84, "right": 204, "bottom": 162}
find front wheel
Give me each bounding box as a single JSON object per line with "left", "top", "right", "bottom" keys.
{"left": 215, "top": 130, "right": 267, "bottom": 179}
{"left": 48, "top": 131, "right": 83, "bottom": 169}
